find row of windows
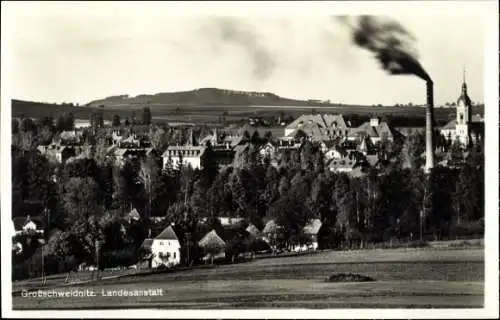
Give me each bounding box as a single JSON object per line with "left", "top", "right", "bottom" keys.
{"left": 166, "top": 150, "right": 203, "bottom": 156}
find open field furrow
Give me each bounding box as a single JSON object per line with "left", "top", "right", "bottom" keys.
{"left": 12, "top": 248, "right": 484, "bottom": 309}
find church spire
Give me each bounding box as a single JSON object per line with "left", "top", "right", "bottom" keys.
{"left": 462, "top": 65, "right": 467, "bottom": 93}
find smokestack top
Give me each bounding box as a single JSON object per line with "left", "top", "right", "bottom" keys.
{"left": 341, "top": 16, "right": 432, "bottom": 83}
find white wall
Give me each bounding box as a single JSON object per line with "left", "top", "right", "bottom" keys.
{"left": 164, "top": 156, "right": 202, "bottom": 170}
{"left": 23, "top": 221, "right": 37, "bottom": 231}
{"left": 151, "top": 239, "right": 181, "bottom": 268}
{"left": 284, "top": 128, "right": 295, "bottom": 136}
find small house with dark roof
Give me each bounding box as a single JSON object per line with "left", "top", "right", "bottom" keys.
{"left": 198, "top": 229, "right": 226, "bottom": 263}
{"left": 261, "top": 219, "right": 285, "bottom": 251}
{"left": 246, "top": 223, "right": 261, "bottom": 239}
{"left": 150, "top": 225, "right": 181, "bottom": 268}
{"left": 302, "top": 219, "right": 323, "bottom": 251}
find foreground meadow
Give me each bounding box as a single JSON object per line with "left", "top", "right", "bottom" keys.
{"left": 13, "top": 247, "right": 484, "bottom": 309}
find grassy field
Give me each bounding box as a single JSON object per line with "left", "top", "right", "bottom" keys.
{"left": 13, "top": 99, "right": 476, "bottom": 126}
{"left": 12, "top": 247, "right": 483, "bottom": 309}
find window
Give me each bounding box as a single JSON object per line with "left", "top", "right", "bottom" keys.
{"left": 460, "top": 113, "right": 464, "bottom": 121}
{"left": 173, "top": 252, "right": 176, "bottom": 259}
{"left": 160, "top": 241, "right": 164, "bottom": 246}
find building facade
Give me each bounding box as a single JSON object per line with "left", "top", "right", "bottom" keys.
{"left": 162, "top": 146, "right": 207, "bottom": 170}
{"left": 440, "top": 73, "right": 484, "bottom": 145}
{"left": 150, "top": 225, "right": 181, "bottom": 268}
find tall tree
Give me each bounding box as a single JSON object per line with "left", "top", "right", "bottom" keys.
{"left": 138, "top": 156, "right": 162, "bottom": 217}
{"left": 64, "top": 113, "right": 75, "bottom": 130}
{"left": 142, "top": 106, "right": 152, "bottom": 125}
{"left": 112, "top": 114, "right": 121, "bottom": 127}
{"left": 56, "top": 115, "right": 66, "bottom": 132}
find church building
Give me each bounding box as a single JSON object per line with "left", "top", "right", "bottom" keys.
{"left": 440, "top": 71, "right": 484, "bottom": 145}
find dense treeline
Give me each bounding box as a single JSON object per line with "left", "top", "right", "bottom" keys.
{"left": 11, "top": 114, "right": 484, "bottom": 279}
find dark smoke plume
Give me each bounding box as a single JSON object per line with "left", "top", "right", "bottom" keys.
{"left": 340, "top": 15, "right": 432, "bottom": 83}
{"left": 213, "top": 17, "right": 276, "bottom": 81}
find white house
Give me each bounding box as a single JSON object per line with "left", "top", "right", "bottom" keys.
{"left": 218, "top": 217, "right": 245, "bottom": 227}
{"left": 324, "top": 147, "right": 345, "bottom": 161}
{"left": 150, "top": 225, "right": 181, "bottom": 268}
{"left": 259, "top": 142, "right": 277, "bottom": 160}
{"left": 162, "top": 146, "right": 207, "bottom": 170}
{"left": 24, "top": 220, "right": 38, "bottom": 232}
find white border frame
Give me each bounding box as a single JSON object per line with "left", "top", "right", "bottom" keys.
{"left": 1, "top": 1, "right": 498, "bottom": 318}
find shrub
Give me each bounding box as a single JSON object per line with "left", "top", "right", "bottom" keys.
{"left": 325, "top": 273, "right": 376, "bottom": 283}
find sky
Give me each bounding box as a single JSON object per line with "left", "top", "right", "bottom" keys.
{"left": 4, "top": 1, "right": 491, "bottom": 106}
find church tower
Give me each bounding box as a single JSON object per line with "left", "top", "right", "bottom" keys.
{"left": 455, "top": 68, "right": 472, "bottom": 145}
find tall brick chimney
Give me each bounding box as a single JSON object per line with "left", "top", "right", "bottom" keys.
{"left": 425, "top": 81, "right": 435, "bottom": 173}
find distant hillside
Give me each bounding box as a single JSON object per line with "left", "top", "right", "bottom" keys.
{"left": 12, "top": 88, "right": 484, "bottom": 127}
{"left": 11, "top": 99, "right": 137, "bottom": 121}
{"left": 85, "top": 88, "right": 324, "bottom": 109}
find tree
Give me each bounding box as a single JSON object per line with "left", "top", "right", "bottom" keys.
{"left": 142, "top": 107, "right": 152, "bottom": 125}
{"left": 124, "top": 117, "right": 130, "bottom": 126}
{"left": 131, "top": 111, "right": 137, "bottom": 125}
{"left": 90, "top": 111, "right": 104, "bottom": 129}
{"left": 333, "top": 174, "right": 357, "bottom": 246}
{"left": 39, "top": 125, "right": 54, "bottom": 145}
{"left": 16, "top": 131, "right": 37, "bottom": 151}
{"left": 56, "top": 115, "right": 66, "bottom": 132}
{"left": 138, "top": 156, "right": 162, "bottom": 218}
{"left": 405, "top": 132, "right": 425, "bottom": 170}
{"left": 64, "top": 113, "right": 75, "bottom": 130}
{"left": 61, "top": 177, "right": 105, "bottom": 263}
{"left": 112, "top": 114, "right": 121, "bottom": 127}
{"left": 12, "top": 118, "right": 20, "bottom": 134}
{"left": 148, "top": 127, "right": 168, "bottom": 153}
{"left": 450, "top": 139, "right": 463, "bottom": 161}
{"left": 20, "top": 117, "right": 36, "bottom": 132}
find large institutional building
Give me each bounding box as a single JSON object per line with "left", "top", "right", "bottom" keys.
{"left": 440, "top": 73, "right": 484, "bottom": 145}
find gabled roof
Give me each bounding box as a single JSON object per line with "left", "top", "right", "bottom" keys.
{"left": 321, "top": 140, "right": 337, "bottom": 149}
{"left": 127, "top": 208, "right": 141, "bottom": 221}
{"left": 260, "top": 141, "right": 277, "bottom": 150}
{"left": 350, "top": 121, "right": 395, "bottom": 139}
{"left": 262, "top": 219, "right": 283, "bottom": 234}
{"left": 198, "top": 229, "right": 226, "bottom": 248}
{"left": 441, "top": 120, "right": 457, "bottom": 130}
{"left": 141, "top": 238, "right": 154, "bottom": 250}
{"left": 246, "top": 223, "right": 261, "bottom": 238}
{"left": 13, "top": 216, "right": 44, "bottom": 231}
{"left": 365, "top": 154, "right": 380, "bottom": 167}
{"left": 303, "top": 219, "right": 322, "bottom": 235}
{"left": 286, "top": 114, "right": 349, "bottom": 131}
{"left": 441, "top": 115, "right": 484, "bottom": 131}
{"left": 155, "top": 225, "right": 179, "bottom": 241}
